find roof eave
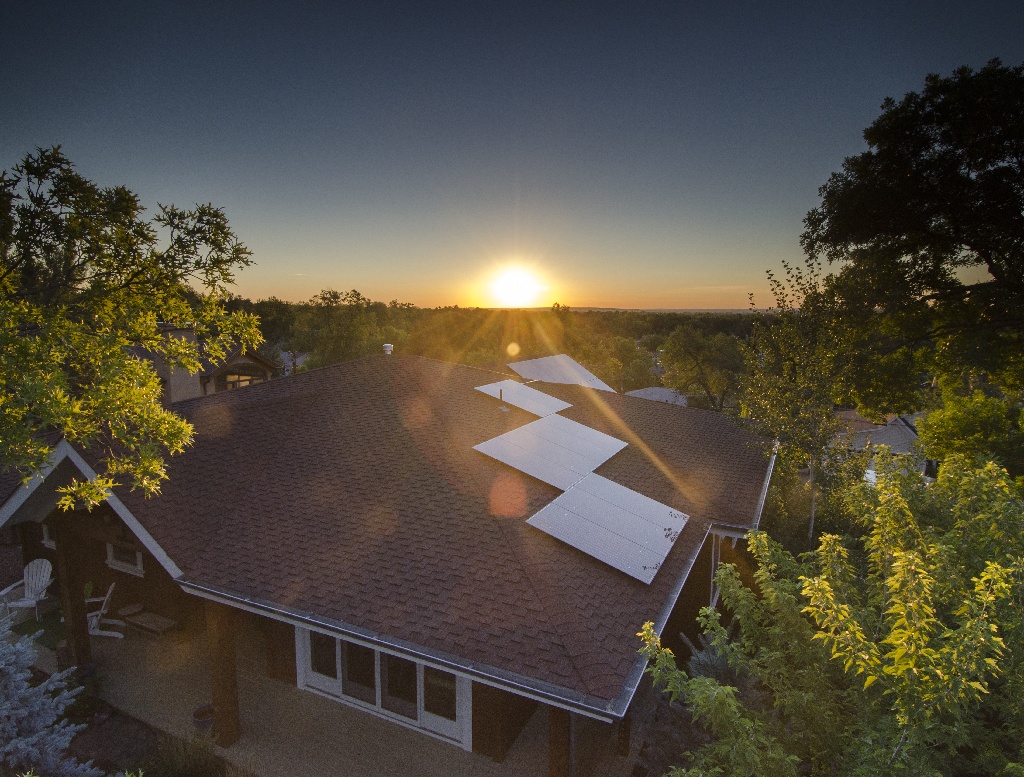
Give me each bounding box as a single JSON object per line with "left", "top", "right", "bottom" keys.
{"left": 179, "top": 578, "right": 631, "bottom": 722}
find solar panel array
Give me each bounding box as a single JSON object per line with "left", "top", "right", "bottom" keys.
{"left": 507, "top": 354, "right": 616, "bottom": 393}
{"left": 474, "top": 379, "right": 572, "bottom": 417}
{"left": 527, "top": 474, "right": 689, "bottom": 584}
{"left": 473, "top": 415, "right": 627, "bottom": 490}
{"left": 473, "top": 368, "right": 687, "bottom": 584}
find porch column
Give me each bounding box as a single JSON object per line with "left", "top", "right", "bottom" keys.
{"left": 549, "top": 705, "right": 571, "bottom": 777}
{"left": 52, "top": 516, "right": 91, "bottom": 667}
{"left": 206, "top": 601, "right": 240, "bottom": 746}
{"left": 616, "top": 713, "right": 632, "bottom": 757}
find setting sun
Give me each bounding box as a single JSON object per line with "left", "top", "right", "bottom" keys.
{"left": 487, "top": 266, "right": 547, "bottom": 308}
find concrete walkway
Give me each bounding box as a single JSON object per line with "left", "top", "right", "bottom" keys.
{"left": 90, "top": 625, "right": 551, "bottom": 777}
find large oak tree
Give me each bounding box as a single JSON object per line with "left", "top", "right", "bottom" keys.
{"left": 802, "top": 59, "right": 1024, "bottom": 399}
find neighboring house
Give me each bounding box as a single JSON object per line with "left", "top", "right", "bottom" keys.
{"left": 0, "top": 354, "right": 774, "bottom": 775}
{"left": 133, "top": 327, "right": 278, "bottom": 404}
{"left": 625, "top": 387, "right": 688, "bottom": 407}
{"left": 835, "top": 410, "right": 929, "bottom": 480}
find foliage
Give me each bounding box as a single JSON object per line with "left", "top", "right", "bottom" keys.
{"left": 641, "top": 457, "right": 1024, "bottom": 775}
{"left": 131, "top": 733, "right": 254, "bottom": 777}
{"left": 0, "top": 147, "right": 260, "bottom": 506}
{"left": 740, "top": 259, "right": 845, "bottom": 539}
{"left": 572, "top": 334, "right": 654, "bottom": 392}
{"left": 802, "top": 59, "right": 1024, "bottom": 399}
{"left": 661, "top": 324, "right": 746, "bottom": 411}
{"left": 917, "top": 390, "right": 1024, "bottom": 477}
{"left": 641, "top": 532, "right": 856, "bottom": 776}
{"left": 290, "top": 289, "right": 416, "bottom": 368}
{"left": 1, "top": 619, "right": 102, "bottom": 777}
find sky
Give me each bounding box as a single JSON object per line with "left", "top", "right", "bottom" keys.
{"left": 4, "top": 1, "right": 1023, "bottom": 309}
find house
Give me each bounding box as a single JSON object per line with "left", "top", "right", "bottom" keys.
{"left": 0, "top": 354, "right": 773, "bottom": 775}
{"left": 133, "top": 326, "right": 278, "bottom": 403}
{"left": 835, "top": 410, "right": 929, "bottom": 480}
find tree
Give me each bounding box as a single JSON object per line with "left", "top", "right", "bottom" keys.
{"left": 741, "top": 259, "right": 844, "bottom": 541}
{"left": 291, "top": 288, "right": 415, "bottom": 368}
{"left": 661, "top": 324, "right": 746, "bottom": 411}
{"left": 917, "top": 390, "right": 1024, "bottom": 477}
{"left": 0, "top": 621, "right": 102, "bottom": 777}
{"left": 641, "top": 456, "right": 1024, "bottom": 775}
{"left": 802, "top": 59, "right": 1024, "bottom": 399}
{"left": 0, "top": 147, "right": 261, "bottom": 505}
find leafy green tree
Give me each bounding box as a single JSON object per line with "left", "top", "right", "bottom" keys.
{"left": 0, "top": 147, "right": 260, "bottom": 505}
{"left": 916, "top": 390, "right": 1023, "bottom": 478}
{"left": 741, "top": 259, "right": 844, "bottom": 541}
{"left": 290, "top": 289, "right": 417, "bottom": 368}
{"left": 641, "top": 457, "right": 1024, "bottom": 775}
{"left": 802, "top": 59, "right": 1024, "bottom": 399}
{"left": 661, "top": 324, "right": 746, "bottom": 411}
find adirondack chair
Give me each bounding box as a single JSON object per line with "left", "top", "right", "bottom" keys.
{"left": 0, "top": 558, "right": 54, "bottom": 621}
{"left": 86, "top": 582, "right": 125, "bottom": 638}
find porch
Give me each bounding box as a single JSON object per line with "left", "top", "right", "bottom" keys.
{"left": 88, "top": 617, "right": 553, "bottom": 777}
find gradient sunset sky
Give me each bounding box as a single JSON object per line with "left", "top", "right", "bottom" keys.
{"left": 4, "top": 2, "right": 1023, "bottom": 309}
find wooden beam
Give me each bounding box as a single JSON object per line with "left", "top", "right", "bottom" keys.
{"left": 207, "top": 601, "right": 241, "bottom": 746}
{"left": 549, "top": 706, "right": 571, "bottom": 777}
{"left": 51, "top": 516, "right": 91, "bottom": 667}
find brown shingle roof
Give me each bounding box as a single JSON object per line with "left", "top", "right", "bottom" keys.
{"left": 5, "top": 355, "right": 772, "bottom": 711}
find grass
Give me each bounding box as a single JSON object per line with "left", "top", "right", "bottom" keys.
{"left": 11, "top": 607, "right": 66, "bottom": 650}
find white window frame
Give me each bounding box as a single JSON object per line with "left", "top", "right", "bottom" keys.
{"left": 41, "top": 524, "right": 56, "bottom": 550}
{"left": 105, "top": 542, "right": 145, "bottom": 577}
{"left": 296, "top": 627, "right": 472, "bottom": 750}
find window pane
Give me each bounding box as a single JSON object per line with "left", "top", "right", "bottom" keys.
{"left": 342, "top": 642, "right": 376, "bottom": 704}
{"left": 381, "top": 654, "right": 417, "bottom": 719}
{"left": 309, "top": 632, "right": 337, "bottom": 679}
{"left": 423, "top": 666, "right": 457, "bottom": 721}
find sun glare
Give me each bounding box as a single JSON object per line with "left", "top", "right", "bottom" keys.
{"left": 488, "top": 266, "right": 546, "bottom": 308}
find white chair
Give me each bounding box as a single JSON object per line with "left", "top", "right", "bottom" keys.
{"left": 0, "top": 558, "right": 54, "bottom": 621}
{"left": 86, "top": 582, "right": 125, "bottom": 638}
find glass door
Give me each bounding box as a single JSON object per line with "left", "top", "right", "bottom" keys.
{"left": 419, "top": 665, "right": 462, "bottom": 739}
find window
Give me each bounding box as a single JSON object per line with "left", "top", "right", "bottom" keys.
{"left": 310, "top": 632, "right": 338, "bottom": 679}
{"left": 342, "top": 642, "right": 376, "bottom": 704}
{"left": 105, "top": 543, "right": 144, "bottom": 577}
{"left": 41, "top": 524, "right": 56, "bottom": 550}
{"left": 381, "top": 653, "right": 417, "bottom": 719}
{"left": 299, "top": 629, "right": 470, "bottom": 747}
{"left": 423, "top": 666, "right": 458, "bottom": 721}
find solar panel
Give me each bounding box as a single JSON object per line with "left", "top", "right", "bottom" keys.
{"left": 473, "top": 416, "right": 627, "bottom": 490}
{"left": 475, "top": 380, "right": 572, "bottom": 417}
{"left": 474, "top": 434, "right": 598, "bottom": 490}
{"left": 528, "top": 414, "right": 627, "bottom": 460}
{"left": 528, "top": 504, "right": 667, "bottom": 584}
{"left": 526, "top": 474, "right": 690, "bottom": 584}
{"left": 508, "top": 354, "right": 616, "bottom": 393}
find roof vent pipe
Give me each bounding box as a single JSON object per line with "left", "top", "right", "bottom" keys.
{"left": 383, "top": 343, "right": 394, "bottom": 356}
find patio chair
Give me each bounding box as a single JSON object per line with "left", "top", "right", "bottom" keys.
{"left": 0, "top": 558, "right": 54, "bottom": 621}
{"left": 86, "top": 582, "right": 125, "bottom": 638}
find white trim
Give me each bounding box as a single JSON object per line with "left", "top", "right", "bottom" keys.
{"left": 41, "top": 524, "right": 56, "bottom": 550}
{"left": 0, "top": 440, "right": 183, "bottom": 579}
{"left": 295, "top": 627, "right": 473, "bottom": 750}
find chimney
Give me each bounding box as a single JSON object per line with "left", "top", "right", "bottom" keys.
{"left": 383, "top": 343, "right": 394, "bottom": 356}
